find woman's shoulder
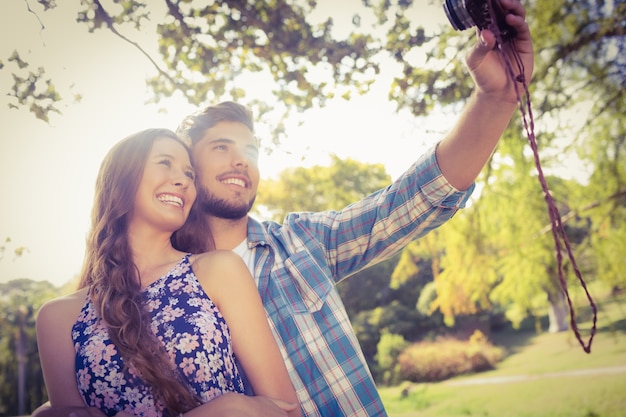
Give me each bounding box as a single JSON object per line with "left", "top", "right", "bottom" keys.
{"left": 189, "top": 250, "right": 253, "bottom": 299}
{"left": 37, "top": 287, "right": 89, "bottom": 327}
{"left": 191, "top": 250, "right": 246, "bottom": 272}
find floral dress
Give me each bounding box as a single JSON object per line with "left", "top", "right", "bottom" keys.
{"left": 72, "top": 254, "right": 246, "bottom": 417}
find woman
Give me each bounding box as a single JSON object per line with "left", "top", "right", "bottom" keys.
{"left": 36, "top": 128, "right": 300, "bottom": 417}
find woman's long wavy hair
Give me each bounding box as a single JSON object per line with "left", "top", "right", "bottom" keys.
{"left": 78, "top": 128, "right": 201, "bottom": 415}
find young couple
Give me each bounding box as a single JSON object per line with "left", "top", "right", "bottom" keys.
{"left": 35, "top": 2, "right": 533, "bottom": 416}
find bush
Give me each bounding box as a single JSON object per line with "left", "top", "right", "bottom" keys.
{"left": 396, "top": 334, "right": 504, "bottom": 383}
{"left": 375, "top": 331, "right": 410, "bottom": 385}
{"left": 351, "top": 301, "right": 433, "bottom": 370}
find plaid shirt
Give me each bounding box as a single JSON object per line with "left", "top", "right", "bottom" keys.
{"left": 245, "top": 146, "right": 474, "bottom": 416}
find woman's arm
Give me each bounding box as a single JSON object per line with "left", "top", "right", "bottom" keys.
{"left": 182, "top": 393, "right": 297, "bottom": 417}
{"left": 33, "top": 284, "right": 296, "bottom": 417}
{"left": 31, "top": 391, "right": 297, "bottom": 417}
{"left": 30, "top": 402, "right": 107, "bottom": 417}
{"left": 36, "top": 290, "right": 90, "bottom": 406}
{"left": 193, "top": 251, "right": 301, "bottom": 417}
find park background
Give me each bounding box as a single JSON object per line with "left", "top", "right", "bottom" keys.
{"left": 1, "top": 1, "right": 624, "bottom": 416}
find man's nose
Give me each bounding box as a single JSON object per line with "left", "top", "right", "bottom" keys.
{"left": 232, "top": 147, "right": 250, "bottom": 168}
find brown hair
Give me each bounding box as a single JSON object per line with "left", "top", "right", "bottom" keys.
{"left": 176, "top": 100, "right": 255, "bottom": 146}
{"left": 78, "top": 128, "right": 200, "bottom": 415}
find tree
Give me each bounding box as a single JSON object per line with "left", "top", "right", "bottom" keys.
{"left": 5, "top": 1, "right": 624, "bottom": 149}
{"left": 383, "top": 0, "right": 625, "bottom": 335}
{"left": 0, "top": 279, "right": 59, "bottom": 415}
{"left": 256, "top": 155, "right": 390, "bottom": 221}
{"left": 0, "top": 236, "right": 29, "bottom": 262}
{"left": 3, "top": 0, "right": 382, "bottom": 144}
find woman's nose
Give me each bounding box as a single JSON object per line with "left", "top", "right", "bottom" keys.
{"left": 173, "top": 171, "right": 192, "bottom": 188}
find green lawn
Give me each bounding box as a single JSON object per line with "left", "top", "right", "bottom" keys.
{"left": 379, "top": 294, "right": 626, "bottom": 417}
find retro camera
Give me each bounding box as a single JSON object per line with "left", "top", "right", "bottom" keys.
{"left": 443, "top": 0, "right": 517, "bottom": 41}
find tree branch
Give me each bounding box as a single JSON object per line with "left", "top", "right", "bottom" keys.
{"left": 536, "top": 187, "right": 626, "bottom": 236}
{"left": 91, "top": 0, "right": 186, "bottom": 92}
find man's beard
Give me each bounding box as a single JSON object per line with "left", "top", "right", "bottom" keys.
{"left": 196, "top": 184, "right": 255, "bottom": 220}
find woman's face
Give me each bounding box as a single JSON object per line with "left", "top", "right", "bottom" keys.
{"left": 130, "top": 137, "right": 197, "bottom": 234}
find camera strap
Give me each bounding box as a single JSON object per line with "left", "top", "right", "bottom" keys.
{"left": 489, "top": 0, "right": 597, "bottom": 354}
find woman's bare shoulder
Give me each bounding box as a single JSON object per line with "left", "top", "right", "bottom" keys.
{"left": 190, "top": 251, "right": 253, "bottom": 299}
{"left": 37, "top": 287, "right": 89, "bottom": 326}
{"left": 191, "top": 250, "right": 247, "bottom": 275}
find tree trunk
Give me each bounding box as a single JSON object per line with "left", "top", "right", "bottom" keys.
{"left": 17, "top": 306, "right": 27, "bottom": 416}
{"left": 547, "top": 291, "right": 569, "bottom": 333}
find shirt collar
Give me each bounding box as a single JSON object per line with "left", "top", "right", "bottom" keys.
{"left": 246, "top": 216, "right": 270, "bottom": 247}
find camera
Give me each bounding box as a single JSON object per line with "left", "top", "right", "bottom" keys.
{"left": 443, "top": 0, "right": 517, "bottom": 41}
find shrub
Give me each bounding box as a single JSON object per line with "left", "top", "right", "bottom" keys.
{"left": 396, "top": 335, "right": 504, "bottom": 383}
{"left": 375, "top": 331, "right": 410, "bottom": 385}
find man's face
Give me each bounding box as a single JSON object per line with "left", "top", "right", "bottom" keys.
{"left": 191, "top": 121, "right": 260, "bottom": 219}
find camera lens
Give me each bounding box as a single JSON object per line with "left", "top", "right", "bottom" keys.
{"left": 443, "top": 0, "right": 517, "bottom": 41}
{"left": 443, "top": 0, "right": 475, "bottom": 31}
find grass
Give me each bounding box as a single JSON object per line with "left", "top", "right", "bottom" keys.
{"left": 379, "top": 292, "right": 626, "bottom": 417}
{"left": 381, "top": 373, "right": 626, "bottom": 417}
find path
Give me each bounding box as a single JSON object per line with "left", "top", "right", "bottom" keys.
{"left": 445, "top": 365, "right": 626, "bottom": 386}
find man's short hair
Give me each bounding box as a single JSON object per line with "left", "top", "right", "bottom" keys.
{"left": 177, "top": 101, "right": 255, "bottom": 147}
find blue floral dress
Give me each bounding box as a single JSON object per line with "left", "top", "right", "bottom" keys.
{"left": 72, "top": 254, "right": 247, "bottom": 416}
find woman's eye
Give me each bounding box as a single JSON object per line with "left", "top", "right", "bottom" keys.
{"left": 185, "top": 171, "right": 195, "bottom": 180}
{"left": 158, "top": 159, "right": 171, "bottom": 167}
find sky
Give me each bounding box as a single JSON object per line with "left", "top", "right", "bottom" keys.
{"left": 0, "top": 1, "right": 454, "bottom": 288}
{"left": 0, "top": 1, "right": 590, "bottom": 289}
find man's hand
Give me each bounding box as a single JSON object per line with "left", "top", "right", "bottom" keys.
{"left": 435, "top": 0, "right": 535, "bottom": 190}
{"left": 244, "top": 397, "right": 299, "bottom": 417}
{"left": 465, "top": 0, "right": 534, "bottom": 103}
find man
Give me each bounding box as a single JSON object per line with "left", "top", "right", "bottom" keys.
{"left": 174, "top": 1, "right": 533, "bottom": 415}
{"left": 33, "top": 0, "right": 532, "bottom": 415}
